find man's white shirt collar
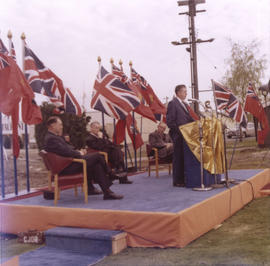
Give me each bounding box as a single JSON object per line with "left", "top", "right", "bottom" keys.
{"left": 176, "top": 96, "right": 188, "bottom": 112}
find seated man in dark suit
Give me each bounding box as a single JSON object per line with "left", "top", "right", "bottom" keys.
{"left": 43, "top": 116, "right": 123, "bottom": 200}
{"left": 149, "top": 122, "right": 173, "bottom": 160}
{"left": 86, "top": 121, "right": 132, "bottom": 184}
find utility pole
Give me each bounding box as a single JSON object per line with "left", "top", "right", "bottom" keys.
{"left": 171, "top": 0, "right": 214, "bottom": 113}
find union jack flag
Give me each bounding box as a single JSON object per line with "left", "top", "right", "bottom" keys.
{"left": 9, "top": 41, "right": 16, "bottom": 61}
{"left": 0, "top": 38, "right": 8, "bottom": 54}
{"left": 64, "top": 88, "right": 82, "bottom": 116}
{"left": 131, "top": 67, "right": 152, "bottom": 105}
{"left": 24, "top": 42, "right": 65, "bottom": 103}
{"left": 226, "top": 94, "right": 247, "bottom": 127}
{"left": 0, "top": 53, "right": 9, "bottom": 70}
{"left": 131, "top": 67, "right": 166, "bottom": 121}
{"left": 91, "top": 65, "right": 140, "bottom": 120}
{"left": 213, "top": 80, "right": 247, "bottom": 127}
{"left": 246, "top": 83, "right": 255, "bottom": 96}
{"left": 112, "top": 64, "right": 145, "bottom": 104}
{"left": 112, "top": 64, "right": 129, "bottom": 84}
{"left": 212, "top": 80, "right": 232, "bottom": 110}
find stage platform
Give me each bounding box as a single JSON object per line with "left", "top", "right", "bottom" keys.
{"left": 1, "top": 169, "right": 269, "bottom": 248}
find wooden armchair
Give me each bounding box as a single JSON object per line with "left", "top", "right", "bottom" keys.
{"left": 86, "top": 147, "right": 108, "bottom": 163}
{"left": 146, "top": 144, "right": 172, "bottom": 178}
{"left": 39, "top": 150, "right": 88, "bottom": 205}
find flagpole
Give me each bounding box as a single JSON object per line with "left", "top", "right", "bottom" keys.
{"left": 8, "top": 30, "right": 19, "bottom": 195}
{"left": 139, "top": 116, "right": 142, "bottom": 171}
{"left": 0, "top": 113, "right": 5, "bottom": 198}
{"left": 119, "top": 59, "right": 134, "bottom": 170}
{"left": 211, "top": 79, "right": 229, "bottom": 188}
{"left": 0, "top": 32, "right": 7, "bottom": 198}
{"left": 110, "top": 58, "right": 117, "bottom": 145}
{"left": 21, "top": 32, "right": 30, "bottom": 192}
{"left": 129, "top": 61, "right": 137, "bottom": 171}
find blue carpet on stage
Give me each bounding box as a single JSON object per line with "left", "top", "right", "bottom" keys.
{"left": 18, "top": 246, "right": 106, "bottom": 266}
{"left": 7, "top": 169, "right": 262, "bottom": 213}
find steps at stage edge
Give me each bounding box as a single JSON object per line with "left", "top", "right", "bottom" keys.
{"left": 45, "top": 227, "right": 127, "bottom": 255}
{"left": 260, "top": 183, "right": 270, "bottom": 196}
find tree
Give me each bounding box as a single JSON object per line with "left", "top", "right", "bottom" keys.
{"left": 222, "top": 40, "right": 267, "bottom": 103}
{"left": 35, "top": 102, "right": 90, "bottom": 150}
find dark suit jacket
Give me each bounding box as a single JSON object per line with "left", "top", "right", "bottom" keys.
{"left": 166, "top": 97, "right": 194, "bottom": 141}
{"left": 86, "top": 133, "right": 115, "bottom": 152}
{"left": 149, "top": 130, "right": 172, "bottom": 158}
{"left": 43, "top": 131, "right": 81, "bottom": 158}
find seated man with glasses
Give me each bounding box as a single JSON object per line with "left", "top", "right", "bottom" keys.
{"left": 149, "top": 122, "right": 173, "bottom": 161}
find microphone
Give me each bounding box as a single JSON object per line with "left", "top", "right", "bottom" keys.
{"left": 188, "top": 98, "right": 206, "bottom": 111}
{"left": 188, "top": 98, "right": 200, "bottom": 103}
{"left": 205, "top": 100, "right": 212, "bottom": 109}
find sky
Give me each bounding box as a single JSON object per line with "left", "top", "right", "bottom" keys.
{"left": 1, "top": 0, "right": 270, "bottom": 111}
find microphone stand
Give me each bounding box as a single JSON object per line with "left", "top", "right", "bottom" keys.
{"left": 215, "top": 111, "right": 230, "bottom": 188}
{"left": 192, "top": 102, "right": 213, "bottom": 192}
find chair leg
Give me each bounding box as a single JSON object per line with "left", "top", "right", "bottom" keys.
{"left": 48, "top": 172, "right": 52, "bottom": 191}
{"left": 148, "top": 163, "right": 151, "bottom": 176}
{"left": 82, "top": 160, "right": 88, "bottom": 204}
{"left": 84, "top": 182, "right": 88, "bottom": 204}
{"left": 155, "top": 159, "right": 159, "bottom": 178}
{"left": 169, "top": 164, "right": 171, "bottom": 175}
{"left": 54, "top": 174, "right": 59, "bottom": 206}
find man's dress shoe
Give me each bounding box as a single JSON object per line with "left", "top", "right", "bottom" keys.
{"left": 103, "top": 192, "right": 124, "bottom": 200}
{"left": 119, "top": 178, "right": 133, "bottom": 184}
{"left": 115, "top": 172, "right": 133, "bottom": 184}
{"left": 88, "top": 188, "right": 103, "bottom": 195}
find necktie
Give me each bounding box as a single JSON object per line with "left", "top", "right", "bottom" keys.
{"left": 184, "top": 102, "right": 199, "bottom": 120}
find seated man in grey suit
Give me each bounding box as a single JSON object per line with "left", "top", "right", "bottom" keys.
{"left": 149, "top": 122, "right": 173, "bottom": 160}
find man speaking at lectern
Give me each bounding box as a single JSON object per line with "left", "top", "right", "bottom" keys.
{"left": 166, "top": 85, "right": 195, "bottom": 187}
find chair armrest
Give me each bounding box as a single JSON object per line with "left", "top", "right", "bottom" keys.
{"left": 98, "top": 151, "right": 108, "bottom": 163}
{"left": 72, "top": 158, "right": 87, "bottom": 172}
{"left": 72, "top": 158, "right": 86, "bottom": 164}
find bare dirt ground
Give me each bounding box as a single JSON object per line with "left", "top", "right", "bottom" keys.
{"left": 1, "top": 149, "right": 48, "bottom": 195}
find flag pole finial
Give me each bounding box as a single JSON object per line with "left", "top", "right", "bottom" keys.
{"left": 97, "top": 56, "right": 101, "bottom": 62}
{"left": 7, "top": 30, "right": 12, "bottom": 39}
{"left": 119, "top": 59, "right": 123, "bottom": 66}
{"left": 129, "top": 61, "right": 133, "bottom": 67}
{"left": 21, "top": 32, "right": 26, "bottom": 40}
{"left": 110, "top": 58, "right": 114, "bottom": 64}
